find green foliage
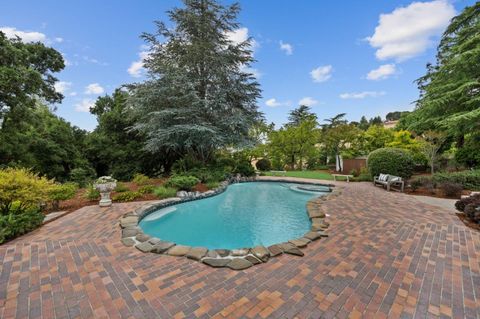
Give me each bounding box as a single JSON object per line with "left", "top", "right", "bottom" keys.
{"left": 255, "top": 158, "right": 271, "bottom": 171}
{"left": 138, "top": 185, "right": 155, "bottom": 194}
{"left": 287, "top": 105, "right": 318, "bottom": 127}
{"left": 0, "top": 208, "right": 45, "bottom": 244}
{"left": 166, "top": 175, "right": 200, "bottom": 191}
{"left": 454, "top": 134, "right": 480, "bottom": 168}
{"left": 114, "top": 182, "right": 129, "bottom": 193}
{"left": 432, "top": 170, "right": 480, "bottom": 190}
{"left": 363, "top": 125, "right": 394, "bottom": 153}
{"left": 404, "top": 3, "right": 480, "bottom": 138}
{"left": 48, "top": 183, "right": 78, "bottom": 210}
{"left": 0, "top": 168, "right": 55, "bottom": 215}
{"left": 132, "top": 173, "right": 150, "bottom": 185}
{"left": 112, "top": 191, "right": 142, "bottom": 202}
{"left": 409, "top": 178, "right": 424, "bottom": 192}
{"left": 439, "top": 182, "right": 463, "bottom": 197}
{"left": 84, "top": 184, "right": 100, "bottom": 201}
{"left": 128, "top": 0, "right": 261, "bottom": 162}
{"left": 233, "top": 160, "right": 255, "bottom": 177}
{"left": 69, "top": 167, "right": 95, "bottom": 187}
{"left": 367, "top": 148, "right": 415, "bottom": 179}
{"left": 205, "top": 181, "right": 220, "bottom": 189}
{"left": 153, "top": 186, "right": 177, "bottom": 199}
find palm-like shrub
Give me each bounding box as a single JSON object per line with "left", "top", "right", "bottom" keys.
{"left": 367, "top": 148, "right": 415, "bottom": 179}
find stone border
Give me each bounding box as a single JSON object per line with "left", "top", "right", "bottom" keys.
{"left": 119, "top": 178, "right": 341, "bottom": 270}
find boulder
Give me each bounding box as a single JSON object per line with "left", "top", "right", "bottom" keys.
{"left": 122, "top": 227, "right": 139, "bottom": 238}
{"left": 289, "top": 238, "right": 310, "bottom": 248}
{"left": 267, "top": 244, "right": 283, "bottom": 257}
{"left": 206, "top": 250, "right": 218, "bottom": 258}
{"left": 280, "top": 243, "right": 304, "bottom": 256}
{"left": 135, "top": 233, "right": 151, "bottom": 242}
{"left": 227, "top": 258, "right": 253, "bottom": 270}
{"left": 214, "top": 249, "right": 230, "bottom": 257}
{"left": 245, "top": 255, "right": 262, "bottom": 265}
{"left": 148, "top": 237, "right": 161, "bottom": 245}
{"left": 186, "top": 247, "right": 208, "bottom": 261}
{"left": 202, "top": 258, "right": 230, "bottom": 268}
{"left": 304, "top": 231, "right": 322, "bottom": 241}
{"left": 167, "top": 245, "right": 191, "bottom": 256}
{"left": 251, "top": 246, "right": 270, "bottom": 262}
{"left": 121, "top": 238, "right": 136, "bottom": 247}
{"left": 135, "top": 242, "right": 154, "bottom": 253}
{"left": 231, "top": 249, "right": 249, "bottom": 256}
{"left": 151, "top": 241, "right": 175, "bottom": 254}
{"left": 308, "top": 210, "right": 326, "bottom": 218}
{"left": 119, "top": 216, "right": 139, "bottom": 228}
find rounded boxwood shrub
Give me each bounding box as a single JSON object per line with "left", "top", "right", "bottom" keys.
{"left": 255, "top": 158, "right": 272, "bottom": 171}
{"left": 166, "top": 175, "right": 200, "bottom": 191}
{"left": 367, "top": 148, "right": 415, "bottom": 179}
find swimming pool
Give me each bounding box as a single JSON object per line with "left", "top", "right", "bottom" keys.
{"left": 139, "top": 182, "right": 329, "bottom": 249}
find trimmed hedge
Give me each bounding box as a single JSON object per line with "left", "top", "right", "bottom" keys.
{"left": 0, "top": 208, "right": 45, "bottom": 244}
{"left": 367, "top": 148, "right": 415, "bottom": 179}
{"left": 255, "top": 158, "right": 272, "bottom": 171}
{"left": 432, "top": 170, "right": 480, "bottom": 190}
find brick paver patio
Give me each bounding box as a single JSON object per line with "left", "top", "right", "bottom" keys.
{"left": 0, "top": 180, "right": 479, "bottom": 318}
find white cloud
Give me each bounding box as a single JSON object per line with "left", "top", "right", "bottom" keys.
{"left": 54, "top": 81, "right": 72, "bottom": 94}
{"left": 128, "top": 50, "right": 149, "bottom": 78}
{"left": 367, "top": 64, "right": 396, "bottom": 80}
{"left": 265, "top": 98, "right": 290, "bottom": 108}
{"left": 279, "top": 41, "right": 293, "bottom": 55}
{"left": 339, "top": 91, "right": 386, "bottom": 99}
{"left": 225, "top": 27, "right": 258, "bottom": 50}
{"left": 367, "top": 0, "right": 455, "bottom": 61}
{"left": 84, "top": 83, "right": 104, "bottom": 95}
{"left": 69, "top": 92, "right": 77, "bottom": 96}
{"left": 310, "top": 65, "right": 332, "bottom": 83}
{"left": 298, "top": 97, "right": 319, "bottom": 106}
{"left": 75, "top": 99, "right": 95, "bottom": 112}
{"left": 54, "top": 37, "right": 63, "bottom": 43}
{"left": 0, "top": 26, "right": 46, "bottom": 43}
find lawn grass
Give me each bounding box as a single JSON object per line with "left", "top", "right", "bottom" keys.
{"left": 264, "top": 170, "right": 333, "bottom": 181}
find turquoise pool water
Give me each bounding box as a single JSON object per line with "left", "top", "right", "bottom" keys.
{"left": 139, "top": 182, "right": 329, "bottom": 249}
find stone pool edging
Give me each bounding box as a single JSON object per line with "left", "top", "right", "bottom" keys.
{"left": 118, "top": 178, "right": 341, "bottom": 270}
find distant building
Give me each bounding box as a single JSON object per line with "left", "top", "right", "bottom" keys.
{"left": 383, "top": 120, "right": 398, "bottom": 129}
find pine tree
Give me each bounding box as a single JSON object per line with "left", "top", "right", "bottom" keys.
{"left": 128, "top": 0, "right": 262, "bottom": 162}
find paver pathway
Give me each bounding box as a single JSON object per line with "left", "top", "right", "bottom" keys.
{"left": 0, "top": 180, "right": 479, "bottom": 318}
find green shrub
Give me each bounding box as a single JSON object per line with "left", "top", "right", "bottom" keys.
{"left": 255, "top": 159, "right": 272, "bottom": 171}
{"left": 233, "top": 161, "right": 255, "bottom": 177}
{"left": 138, "top": 185, "right": 155, "bottom": 194}
{"left": 84, "top": 184, "right": 100, "bottom": 201}
{"left": 409, "top": 178, "right": 423, "bottom": 192}
{"left": 355, "top": 173, "right": 372, "bottom": 182}
{"left": 455, "top": 146, "right": 480, "bottom": 168}
{"left": 0, "top": 168, "right": 55, "bottom": 215}
{"left": 166, "top": 175, "right": 200, "bottom": 191}
{"left": 114, "top": 182, "right": 129, "bottom": 193}
{"left": 153, "top": 186, "right": 177, "bottom": 199}
{"left": 69, "top": 167, "right": 95, "bottom": 187}
{"left": 367, "top": 148, "right": 415, "bottom": 179}
{"left": 182, "top": 167, "right": 227, "bottom": 183}
{"left": 206, "top": 181, "right": 220, "bottom": 189}
{"left": 132, "top": 173, "right": 150, "bottom": 185}
{"left": 439, "top": 182, "right": 463, "bottom": 197}
{"left": 0, "top": 207, "right": 45, "bottom": 244}
{"left": 432, "top": 170, "right": 480, "bottom": 190}
{"left": 112, "top": 191, "right": 142, "bottom": 202}
{"left": 48, "top": 183, "right": 78, "bottom": 210}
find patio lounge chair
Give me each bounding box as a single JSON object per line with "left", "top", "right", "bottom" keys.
{"left": 373, "top": 174, "right": 404, "bottom": 192}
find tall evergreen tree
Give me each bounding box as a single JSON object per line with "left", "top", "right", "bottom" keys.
{"left": 287, "top": 105, "right": 317, "bottom": 126}
{"left": 128, "top": 0, "right": 262, "bottom": 162}
{"left": 404, "top": 3, "right": 480, "bottom": 145}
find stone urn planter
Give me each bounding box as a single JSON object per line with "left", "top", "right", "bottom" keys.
{"left": 94, "top": 176, "right": 117, "bottom": 207}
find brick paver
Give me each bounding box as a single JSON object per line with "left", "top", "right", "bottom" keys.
{"left": 0, "top": 181, "right": 479, "bottom": 318}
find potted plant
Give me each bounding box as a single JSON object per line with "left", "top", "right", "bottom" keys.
{"left": 93, "top": 176, "right": 117, "bottom": 207}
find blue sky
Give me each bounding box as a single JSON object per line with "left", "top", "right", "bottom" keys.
{"left": 0, "top": 0, "right": 475, "bottom": 130}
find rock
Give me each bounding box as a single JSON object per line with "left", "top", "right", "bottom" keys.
{"left": 121, "top": 238, "right": 136, "bottom": 247}
{"left": 317, "top": 231, "right": 329, "bottom": 237}
{"left": 227, "top": 258, "right": 253, "bottom": 270}
{"left": 148, "top": 237, "right": 161, "bottom": 245}
{"left": 308, "top": 210, "right": 326, "bottom": 218}
{"left": 215, "top": 249, "right": 230, "bottom": 257}
{"left": 289, "top": 238, "right": 310, "bottom": 248}
{"left": 186, "top": 247, "right": 208, "bottom": 261}
{"left": 231, "top": 249, "right": 249, "bottom": 256}
{"left": 135, "top": 242, "right": 154, "bottom": 253}
{"left": 167, "top": 245, "right": 191, "bottom": 256}
{"left": 135, "top": 233, "right": 151, "bottom": 242}
{"left": 267, "top": 244, "right": 283, "bottom": 257}
{"left": 251, "top": 246, "right": 270, "bottom": 262}
{"left": 202, "top": 258, "right": 230, "bottom": 268}
{"left": 280, "top": 243, "right": 304, "bottom": 256}
{"left": 151, "top": 241, "right": 175, "bottom": 254}
{"left": 304, "top": 231, "right": 322, "bottom": 241}
{"left": 122, "top": 227, "right": 139, "bottom": 238}
{"left": 206, "top": 250, "right": 218, "bottom": 258}
{"left": 119, "top": 216, "right": 138, "bottom": 228}
{"left": 245, "top": 255, "right": 262, "bottom": 265}
{"left": 176, "top": 191, "right": 188, "bottom": 198}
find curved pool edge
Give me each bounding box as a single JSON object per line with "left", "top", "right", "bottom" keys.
{"left": 118, "top": 177, "right": 342, "bottom": 271}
